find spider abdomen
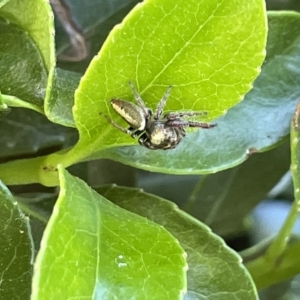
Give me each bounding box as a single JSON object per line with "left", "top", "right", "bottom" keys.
{"left": 111, "top": 99, "right": 146, "bottom": 131}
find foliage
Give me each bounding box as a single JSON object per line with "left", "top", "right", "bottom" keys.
{"left": 0, "top": 0, "right": 300, "bottom": 299}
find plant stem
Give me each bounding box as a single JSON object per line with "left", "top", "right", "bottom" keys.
{"left": 264, "top": 200, "right": 299, "bottom": 264}
{"left": 264, "top": 102, "right": 300, "bottom": 264}
{"left": 246, "top": 101, "right": 300, "bottom": 290}
{"left": 246, "top": 240, "right": 300, "bottom": 289}
{"left": 2, "top": 94, "right": 45, "bottom": 114}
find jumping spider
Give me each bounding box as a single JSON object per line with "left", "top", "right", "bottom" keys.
{"left": 101, "top": 82, "right": 216, "bottom": 150}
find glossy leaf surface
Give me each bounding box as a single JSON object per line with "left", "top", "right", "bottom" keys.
{"left": 96, "top": 11, "right": 300, "bottom": 174}
{"left": 69, "top": 0, "right": 266, "bottom": 166}
{"left": 31, "top": 167, "right": 186, "bottom": 299}
{"left": 98, "top": 185, "right": 258, "bottom": 300}
{"left": 0, "top": 181, "right": 33, "bottom": 300}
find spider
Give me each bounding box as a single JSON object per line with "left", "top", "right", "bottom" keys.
{"left": 101, "top": 82, "right": 216, "bottom": 150}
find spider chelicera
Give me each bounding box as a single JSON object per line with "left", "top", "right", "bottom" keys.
{"left": 101, "top": 82, "right": 216, "bottom": 150}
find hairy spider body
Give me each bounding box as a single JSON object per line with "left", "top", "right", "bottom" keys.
{"left": 102, "top": 82, "right": 216, "bottom": 150}
{"left": 139, "top": 118, "right": 185, "bottom": 150}
{"left": 110, "top": 99, "right": 146, "bottom": 131}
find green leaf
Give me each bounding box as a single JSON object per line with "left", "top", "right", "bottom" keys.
{"left": 56, "top": 0, "right": 139, "bottom": 72}
{"left": 0, "top": 181, "right": 34, "bottom": 300}
{"left": 0, "top": 0, "right": 54, "bottom": 70}
{"left": 0, "top": 0, "right": 11, "bottom": 10}
{"left": 0, "top": 0, "right": 76, "bottom": 127}
{"left": 0, "top": 17, "right": 47, "bottom": 106}
{"left": 53, "top": 1, "right": 145, "bottom": 124}
{"left": 16, "top": 193, "right": 56, "bottom": 252}
{"left": 45, "top": 68, "right": 80, "bottom": 127}
{"left": 95, "top": 11, "right": 300, "bottom": 174}
{"left": 183, "top": 140, "right": 290, "bottom": 236}
{"left": 97, "top": 185, "right": 258, "bottom": 300}
{"left": 57, "top": 0, "right": 137, "bottom": 39}
{"left": 0, "top": 108, "right": 77, "bottom": 160}
{"left": 16, "top": 193, "right": 57, "bottom": 224}
{"left": 68, "top": 0, "right": 266, "bottom": 164}
{"left": 0, "top": 0, "right": 55, "bottom": 106}
{"left": 31, "top": 167, "right": 186, "bottom": 299}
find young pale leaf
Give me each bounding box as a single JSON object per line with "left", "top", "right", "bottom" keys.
{"left": 97, "top": 185, "right": 258, "bottom": 300}
{"left": 31, "top": 167, "right": 187, "bottom": 299}
{"left": 70, "top": 0, "right": 266, "bottom": 163}
{"left": 0, "top": 181, "right": 34, "bottom": 300}
{"left": 96, "top": 11, "right": 300, "bottom": 174}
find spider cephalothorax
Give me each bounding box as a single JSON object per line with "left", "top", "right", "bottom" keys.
{"left": 102, "top": 82, "right": 216, "bottom": 150}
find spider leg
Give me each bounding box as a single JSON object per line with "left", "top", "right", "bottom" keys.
{"left": 165, "top": 111, "right": 207, "bottom": 120}
{"left": 100, "top": 113, "right": 137, "bottom": 136}
{"left": 167, "top": 120, "right": 217, "bottom": 129}
{"left": 138, "top": 134, "right": 159, "bottom": 150}
{"left": 130, "top": 129, "right": 144, "bottom": 138}
{"left": 153, "top": 85, "right": 172, "bottom": 120}
{"left": 128, "top": 81, "right": 149, "bottom": 117}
